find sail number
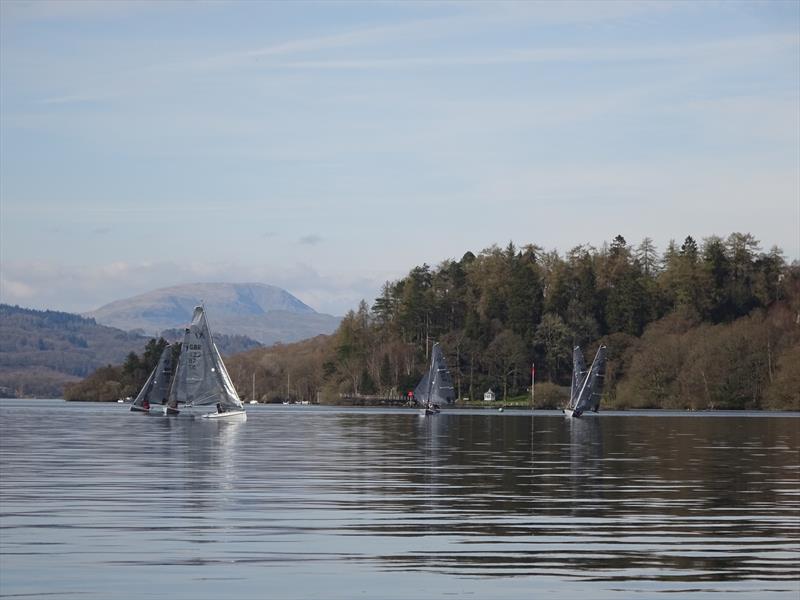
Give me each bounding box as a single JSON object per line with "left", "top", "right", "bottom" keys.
{"left": 187, "top": 343, "right": 202, "bottom": 370}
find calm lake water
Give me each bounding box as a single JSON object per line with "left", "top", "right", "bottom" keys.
{"left": 1, "top": 400, "right": 798, "bottom": 599}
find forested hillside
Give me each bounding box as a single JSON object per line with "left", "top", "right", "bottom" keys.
{"left": 64, "top": 233, "right": 799, "bottom": 410}
{"left": 225, "top": 232, "right": 799, "bottom": 410}
{"left": 0, "top": 305, "right": 149, "bottom": 398}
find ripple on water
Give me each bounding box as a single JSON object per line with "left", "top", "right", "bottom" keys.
{"left": 1, "top": 400, "right": 799, "bottom": 599}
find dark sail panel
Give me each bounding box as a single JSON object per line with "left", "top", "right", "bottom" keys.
{"left": 573, "top": 345, "right": 607, "bottom": 415}
{"left": 570, "top": 346, "right": 587, "bottom": 408}
{"left": 586, "top": 346, "right": 606, "bottom": 412}
{"left": 413, "top": 371, "right": 431, "bottom": 403}
{"left": 131, "top": 344, "right": 173, "bottom": 411}
{"left": 414, "top": 343, "right": 455, "bottom": 406}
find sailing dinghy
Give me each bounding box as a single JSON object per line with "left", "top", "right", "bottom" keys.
{"left": 563, "top": 345, "right": 606, "bottom": 418}
{"left": 414, "top": 343, "right": 455, "bottom": 416}
{"left": 164, "top": 306, "right": 246, "bottom": 420}
{"left": 130, "top": 344, "right": 174, "bottom": 414}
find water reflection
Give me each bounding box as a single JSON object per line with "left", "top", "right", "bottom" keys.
{"left": 0, "top": 401, "right": 798, "bottom": 599}
{"left": 569, "top": 417, "right": 604, "bottom": 520}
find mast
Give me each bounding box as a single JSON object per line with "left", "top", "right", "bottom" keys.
{"left": 425, "top": 343, "right": 437, "bottom": 406}
{"left": 530, "top": 362, "right": 535, "bottom": 410}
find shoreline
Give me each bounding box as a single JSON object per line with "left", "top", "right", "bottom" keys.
{"left": 4, "top": 397, "right": 799, "bottom": 415}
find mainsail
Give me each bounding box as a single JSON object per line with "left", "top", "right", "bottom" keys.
{"left": 168, "top": 306, "right": 243, "bottom": 411}
{"left": 570, "top": 346, "right": 587, "bottom": 403}
{"left": 130, "top": 344, "right": 173, "bottom": 412}
{"left": 414, "top": 343, "right": 455, "bottom": 407}
{"left": 568, "top": 345, "right": 607, "bottom": 416}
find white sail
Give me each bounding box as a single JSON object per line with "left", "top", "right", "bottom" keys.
{"left": 168, "top": 306, "right": 243, "bottom": 412}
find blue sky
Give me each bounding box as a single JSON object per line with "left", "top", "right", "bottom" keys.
{"left": 1, "top": 0, "right": 798, "bottom": 315}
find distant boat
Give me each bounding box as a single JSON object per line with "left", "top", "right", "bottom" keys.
{"left": 248, "top": 372, "right": 258, "bottom": 404}
{"left": 164, "top": 306, "right": 246, "bottom": 420}
{"left": 563, "top": 345, "right": 606, "bottom": 418}
{"left": 414, "top": 342, "right": 455, "bottom": 416}
{"left": 130, "top": 344, "right": 173, "bottom": 414}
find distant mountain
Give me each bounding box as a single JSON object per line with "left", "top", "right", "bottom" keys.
{"left": 85, "top": 282, "right": 341, "bottom": 345}
{"left": 0, "top": 303, "right": 263, "bottom": 398}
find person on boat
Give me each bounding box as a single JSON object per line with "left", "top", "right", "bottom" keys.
{"left": 216, "top": 402, "right": 225, "bottom": 414}
{"left": 142, "top": 399, "right": 150, "bottom": 411}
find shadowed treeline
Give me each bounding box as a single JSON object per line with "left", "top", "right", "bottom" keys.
{"left": 227, "top": 232, "right": 798, "bottom": 410}
{"left": 66, "top": 233, "right": 799, "bottom": 410}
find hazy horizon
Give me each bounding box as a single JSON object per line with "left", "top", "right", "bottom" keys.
{"left": 2, "top": 1, "right": 798, "bottom": 315}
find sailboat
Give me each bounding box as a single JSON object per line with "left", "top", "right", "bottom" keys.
{"left": 130, "top": 344, "right": 174, "bottom": 414}
{"left": 563, "top": 344, "right": 607, "bottom": 418}
{"left": 414, "top": 342, "right": 455, "bottom": 416}
{"left": 164, "top": 306, "right": 246, "bottom": 420}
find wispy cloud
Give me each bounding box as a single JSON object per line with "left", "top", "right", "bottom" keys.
{"left": 0, "top": 0, "right": 184, "bottom": 22}
{"left": 0, "top": 259, "right": 383, "bottom": 316}
{"left": 21, "top": 1, "right": 698, "bottom": 106}
{"left": 298, "top": 234, "right": 323, "bottom": 246}
{"left": 2, "top": 0, "right": 797, "bottom": 302}
{"left": 253, "top": 33, "right": 799, "bottom": 71}
{"left": 0, "top": 275, "right": 36, "bottom": 300}
{"left": 40, "top": 92, "right": 116, "bottom": 106}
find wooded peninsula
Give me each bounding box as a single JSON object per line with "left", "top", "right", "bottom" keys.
{"left": 66, "top": 233, "right": 800, "bottom": 411}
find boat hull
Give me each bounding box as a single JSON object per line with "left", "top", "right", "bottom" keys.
{"left": 200, "top": 409, "right": 247, "bottom": 420}
{"left": 161, "top": 404, "right": 246, "bottom": 420}
{"left": 130, "top": 404, "right": 168, "bottom": 415}
{"left": 563, "top": 408, "right": 583, "bottom": 418}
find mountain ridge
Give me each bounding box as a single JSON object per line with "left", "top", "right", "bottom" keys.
{"left": 85, "top": 282, "right": 341, "bottom": 345}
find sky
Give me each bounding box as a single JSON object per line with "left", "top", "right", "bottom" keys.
{"left": 1, "top": 0, "right": 799, "bottom": 316}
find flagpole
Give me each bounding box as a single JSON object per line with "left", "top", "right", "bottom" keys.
{"left": 530, "top": 362, "right": 535, "bottom": 411}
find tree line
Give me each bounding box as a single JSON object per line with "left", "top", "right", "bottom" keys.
{"left": 66, "top": 233, "right": 800, "bottom": 410}
{"left": 224, "top": 232, "right": 797, "bottom": 410}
